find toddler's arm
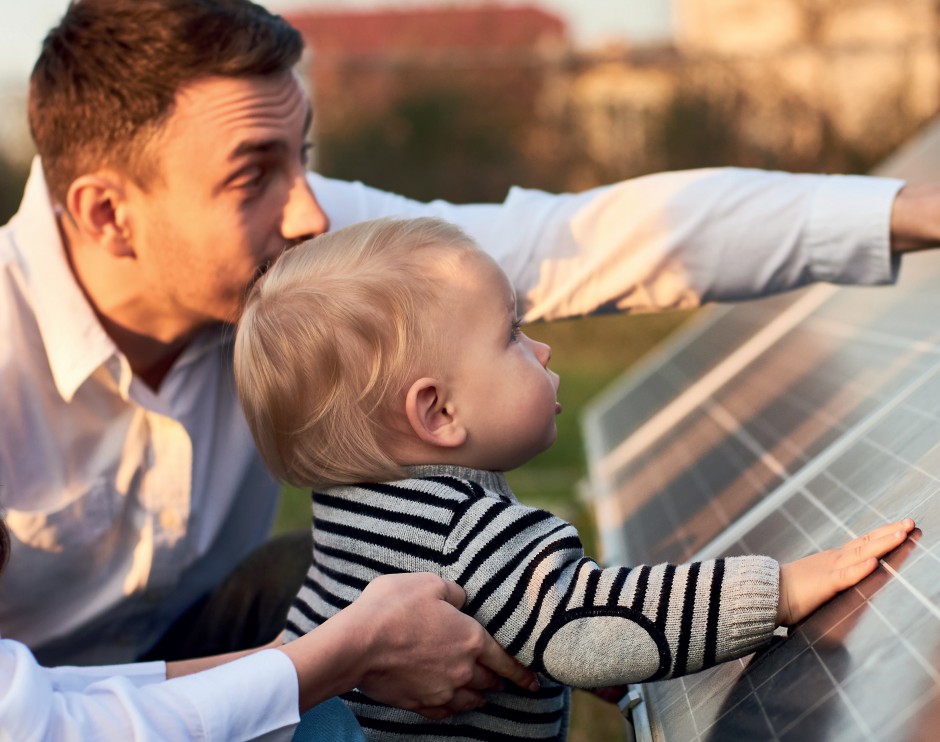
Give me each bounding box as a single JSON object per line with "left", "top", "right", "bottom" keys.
{"left": 447, "top": 489, "right": 914, "bottom": 689}
{"left": 447, "top": 495, "right": 778, "bottom": 687}
{"left": 777, "top": 518, "right": 915, "bottom": 626}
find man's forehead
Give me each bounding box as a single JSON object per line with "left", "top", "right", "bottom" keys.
{"left": 168, "top": 72, "right": 310, "bottom": 139}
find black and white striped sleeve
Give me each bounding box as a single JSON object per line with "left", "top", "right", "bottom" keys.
{"left": 442, "top": 493, "right": 779, "bottom": 687}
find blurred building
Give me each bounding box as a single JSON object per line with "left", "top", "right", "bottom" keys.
{"left": 549, "top": 0, "right": 940, "bottom": 180}
{"left": 284, "top": 0, "right": 940, "bottom": 191}
{"left": 285, "top": 4, "right": 568, "bottom": 155}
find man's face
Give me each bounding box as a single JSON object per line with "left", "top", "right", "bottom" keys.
{"left": 122, "top": 72, "right": 328, "bottom": 332}
{"left": 442, "top": 252, "right": 562, "bottom": 471}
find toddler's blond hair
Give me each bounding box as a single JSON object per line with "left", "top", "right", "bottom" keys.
{"left": 234, "top": 217, "right": 480, "bottom": 489}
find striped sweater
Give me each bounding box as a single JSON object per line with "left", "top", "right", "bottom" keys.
{"left": 285, "top": 465, "right": 779, "bottom": 741}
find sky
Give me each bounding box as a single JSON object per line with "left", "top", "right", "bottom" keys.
{"left": 0, "top": 0, "right": 674, "bottom": 86}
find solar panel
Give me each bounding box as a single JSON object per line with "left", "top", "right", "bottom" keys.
{"left": 582, "top": 120, "right": 940, "bottom": 741}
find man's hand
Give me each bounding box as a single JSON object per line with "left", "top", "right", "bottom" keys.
{"left": 777, "top": 518, "right": 915, "bottom": 626}
{"left": 890, "top": 184, "right": 940, "bottom": 254}
{"left": 278, "top": 572, "right": 537, "bottom": 716}
{"left": 339, "top": 573, "right": 538, "bottom": 718}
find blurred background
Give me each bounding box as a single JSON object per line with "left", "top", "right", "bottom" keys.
{"left": 4, "top": 1, "right": 939, "bottom": 738}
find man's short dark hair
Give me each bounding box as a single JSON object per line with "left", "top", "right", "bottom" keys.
{"left": 28, "top": 0, "right": 305, "bottom": 205}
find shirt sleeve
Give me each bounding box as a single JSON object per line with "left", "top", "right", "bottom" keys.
{"left": 308, "top": 168, "right": 904, "bottom": 322}
{"left": 0, "top": 640, "right": 300, "bottom": 742}
{"left": 41, "top": 659, "right": 167, "bottom": 692}
{"left": 442, "top": 496, "right": 779, "bottom": 688}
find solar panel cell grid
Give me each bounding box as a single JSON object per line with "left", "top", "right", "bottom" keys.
{"left": 601, "top": 358, "right": 940, "bottom": 739}
{"left": 584, "top": 247, "right": 940, "bottom": 737}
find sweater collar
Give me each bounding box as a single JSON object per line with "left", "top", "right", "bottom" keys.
{"left": 404, "top": 464, "right": 515, "bottom": 499}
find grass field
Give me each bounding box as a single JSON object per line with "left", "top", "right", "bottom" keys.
{"left": 272, "top": 308, "right": 694, "bottom": 740}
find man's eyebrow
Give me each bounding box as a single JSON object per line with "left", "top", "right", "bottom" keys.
{"left": 229, "top": 106, "right": 313, "bottom": 161}
{"left": 229, "top": 138, "right": 286, "bottom": 161}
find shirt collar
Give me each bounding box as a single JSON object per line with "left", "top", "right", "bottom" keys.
{"left": 10, "top": 158, "right": 118, "bottom": 402}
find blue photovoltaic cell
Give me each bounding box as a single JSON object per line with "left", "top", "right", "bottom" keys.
{"left": 582, "top": 120, "right": 940, "bottom": 740}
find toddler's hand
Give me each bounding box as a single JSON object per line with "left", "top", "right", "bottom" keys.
{"left": 777, "top": 518, "right": 915, "bottom": 626}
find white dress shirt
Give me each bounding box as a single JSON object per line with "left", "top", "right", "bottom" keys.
{"left": 0, "top": 158, "right": 903, "bottom": 664}
{"left": 0, "top": 637, "right": 299, "bottom": 741}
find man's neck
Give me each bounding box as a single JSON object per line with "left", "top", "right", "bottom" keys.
{"left": 59, "top": 215, "right": 195, "bottom": 391}
{"left": 97, "top": 316, "right": 191, "bottom": 391}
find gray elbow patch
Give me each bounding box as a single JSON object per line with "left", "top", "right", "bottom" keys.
{"left": 541, "top": 615, "right": 664, "bottom": 687}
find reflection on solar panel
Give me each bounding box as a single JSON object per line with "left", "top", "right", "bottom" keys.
{"left": 582, "top": 122, "right": 940, "bottom": 741}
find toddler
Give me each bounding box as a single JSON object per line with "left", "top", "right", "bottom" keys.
{"left": 234, "top": 217, "right": 914, "bottom": 741}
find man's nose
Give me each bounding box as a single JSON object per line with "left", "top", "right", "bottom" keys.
{"left": 281, "top": 173, "right": 330, "bottom": 242}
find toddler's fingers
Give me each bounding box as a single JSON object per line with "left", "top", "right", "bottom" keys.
{"left": 846, "top": 519, "right": 914, "bottom": 562}
{"left": 835, "top": 556, "right": 880, "bottom": 590}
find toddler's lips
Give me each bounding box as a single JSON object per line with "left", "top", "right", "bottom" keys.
{"left": 555, "top": 402, "right": 563, "bottom": 415}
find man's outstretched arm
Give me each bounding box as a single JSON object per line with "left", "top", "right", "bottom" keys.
{"left": 310, "top": 168, "right": 908, "bottom": 321}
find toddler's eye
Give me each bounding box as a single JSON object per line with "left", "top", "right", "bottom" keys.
{"left": 510, "top": 320, "right": 522, "bottom": 342}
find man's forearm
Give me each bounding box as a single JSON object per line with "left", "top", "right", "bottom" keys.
{"left": 165, "top": 635, "right": 283, "bottom": 680}
{"left": 277, "top": 608, "right": 369, "bottom": 712}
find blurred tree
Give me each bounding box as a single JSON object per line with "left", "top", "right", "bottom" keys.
{"left": 318, "top": 83, "right": 534, "bottom": 204}
{"left": 654, "top": 86, "right": 880, "bottom": 176}
{"left": 656, "top": 91, "right": 739, "bottom": 171}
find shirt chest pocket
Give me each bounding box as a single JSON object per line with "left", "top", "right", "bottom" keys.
{"left": 6, "top": 477, "right": 123, "bottom": 553}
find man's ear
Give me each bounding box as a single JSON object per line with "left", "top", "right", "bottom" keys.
{"left": 405, "top": 377, "right": 467, "bottom": 448}
{"left": 64, "top": 173, "right": 136, "bottom": 258}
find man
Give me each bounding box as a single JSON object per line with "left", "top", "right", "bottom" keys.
{"left": 1, "top": 0, "right": 938, "bottom": 675}
{"left": 1, "top": 2, "right": 543, "bottom": 728}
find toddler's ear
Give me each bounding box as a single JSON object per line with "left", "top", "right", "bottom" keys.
{"left": 405, "top": 377, "right": 467, "bottom": 448}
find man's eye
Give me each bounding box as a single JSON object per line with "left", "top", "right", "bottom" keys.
{"left": 233, "top": 166, "right": 265, "bottom": 190}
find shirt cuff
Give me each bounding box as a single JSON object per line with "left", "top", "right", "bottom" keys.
{"left": 806, "top": 175, "right": 905, "bottom": 285}
{"left": 168, "top": 649, "right": 300, "bottom": 740}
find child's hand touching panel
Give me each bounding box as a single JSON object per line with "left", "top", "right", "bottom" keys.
{"left": 777, "top": 518, "right": 915, "bottom": 626}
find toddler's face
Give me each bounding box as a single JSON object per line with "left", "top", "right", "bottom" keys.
{"left": 440, "top": 252, "right": 561, "bottom": 471}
